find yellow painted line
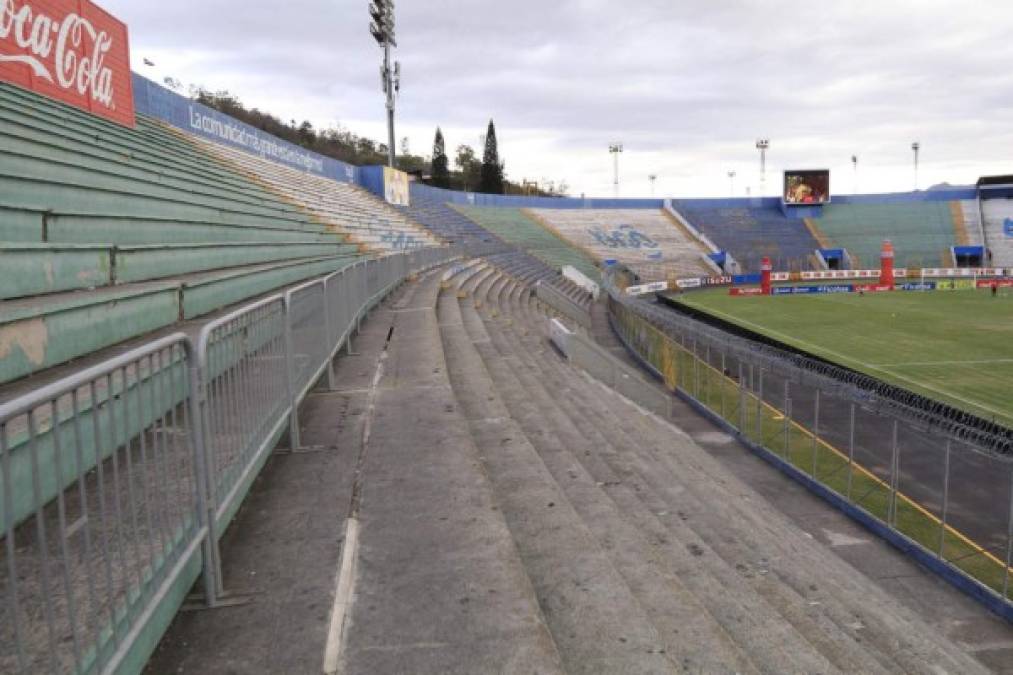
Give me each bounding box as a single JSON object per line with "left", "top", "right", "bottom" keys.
{"left": 680, "top": 340, "right": 1009, "bottom": 573}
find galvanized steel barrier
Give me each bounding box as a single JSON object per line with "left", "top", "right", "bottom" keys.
{"left": 603, "top": 274, "right": 1013, "bottom": 619}
{"left": 0, "top": 247, "right": 458, "bottom": 674}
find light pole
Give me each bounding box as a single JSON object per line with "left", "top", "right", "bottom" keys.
{"left": 727, "top": 170, "right": 736, "bottom": 197}
{"left": 756, "top": 138, "right": 769, "bottom": 195}
{"left": 648, "top": 173, "right": 657, "bottom": 197}
{"left": 369, "top": 0, "right": 400, "bottom": 167}
{"left": 609, "top": 142, "right": 623, "bottom": 198}
{"left": 851, "top": 154, "right": 858, "bottom": 194}
{"left": 911, "top": 141, "right": 920, "bottom": 191}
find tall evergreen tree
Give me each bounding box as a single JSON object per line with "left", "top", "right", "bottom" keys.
{"left": 479, "top": 119, "right": 505, "bottom": 194}
{"left": 431, "top": 127, "right": 450, "bottom": 188}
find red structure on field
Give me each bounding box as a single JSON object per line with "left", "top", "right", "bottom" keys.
{"left": 880, "top": 240, "right": 895, "bottom": 290}
{"left": 761, "top": 257, "right": 772, "bottom": 295}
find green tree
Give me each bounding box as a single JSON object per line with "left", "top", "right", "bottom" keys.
{"left": 479, "top": 119, "right": 505, "bottom": 194}
{"left": 455, "top": 144, "right": 481, "bottom": 192}
{"left": 431, "top": 127, "right": 450, "bottom": 188}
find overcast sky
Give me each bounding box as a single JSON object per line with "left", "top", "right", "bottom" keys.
{"left": 104, "top": 0, "right": 1013, "bottom": 198}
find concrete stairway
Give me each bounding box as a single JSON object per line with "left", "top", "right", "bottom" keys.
{"left": 432, "top": 262, "right": 992, "bottom": 674}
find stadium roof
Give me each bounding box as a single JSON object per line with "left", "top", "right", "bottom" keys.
{"left": 976, "top": 175, "right": 1013, "bottom": 187}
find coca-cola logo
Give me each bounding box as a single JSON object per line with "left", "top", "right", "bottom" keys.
{"left": 0, "top": 0, "right": 115, "bottom": 108}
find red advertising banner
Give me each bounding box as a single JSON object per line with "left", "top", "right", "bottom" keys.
{"left": 976, "top": 280, "right": 1013, "bottom": 289}
{"left": 0, "top": 0, "right": 134, "bottom": 126}
{"left": 729, "top": 287, "right": 765, "bottom": 296}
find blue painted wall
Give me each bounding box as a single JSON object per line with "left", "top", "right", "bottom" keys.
{"left": 132, "top": 74, "right": 360, "bottom": 184}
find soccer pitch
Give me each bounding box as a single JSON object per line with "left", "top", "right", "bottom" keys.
{"left": 665, "top": 287, "right": 1013, "bottom": 427}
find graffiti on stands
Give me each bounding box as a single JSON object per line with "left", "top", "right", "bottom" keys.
{"left": 588, "top": 225, "right": 659, "bottom": 250}
{"left": 381, "top": 231, "right": 424, "bottom": 250}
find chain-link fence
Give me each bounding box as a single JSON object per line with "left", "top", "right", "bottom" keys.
{"left": 605, "top": 278, "right": 1013, "bottom": 609}
{"left": 0, "top": 246, "right": 459, "bottom": 674}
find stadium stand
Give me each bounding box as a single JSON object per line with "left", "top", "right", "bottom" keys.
{"left": 190, "top": 135, "right": 440, "bottom": 251}
{"left": 982, "top": 198, "right": 1013, "bottom": 267}
{"left": 0, "top": 82, "right": 418, "bottom": 384}
{"left": 809, "top": 200, "right": 969, "bottom": 269}
{"left": 528, "top": 208, "right": 712, "bottom": 280}
{"left": 400, "top": 183, "right": 502, "bottom": 247}
{"left": 671, "top": 202, "right": 822, "bottom": 272}
{"left": 452, "top": 205, "right": 599, "bottom": 280}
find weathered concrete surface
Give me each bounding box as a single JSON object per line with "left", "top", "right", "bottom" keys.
{"left": 338, "top": 269, "right": 564, "bottom": 674}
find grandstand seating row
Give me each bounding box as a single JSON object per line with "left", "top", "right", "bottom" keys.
{"left": 983, "top": 198, "right": 1013, "bottom": 267}
{"left": 401, "top": 184, "right": 501, "bottom": 247}
{"left": 671, "top": 203, "right": 822, "bottom": 273}
{"left": 529, "top": 208, "right": 711, "bottom": 280}
{"left": 451, "top": 205, "right": 600, "bottom": 280}
{"left": 0, "top": 82, "right": 447, "bottom": 386}
{"left": 191, "top": 134, "right": 440, "bottom": 251}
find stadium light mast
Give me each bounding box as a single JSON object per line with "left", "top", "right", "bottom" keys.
{"left": 911, "top": 141, "right": 920, "bottom": 191}
{"left": 369, "top": 0, "right": 400, "bottom": 167}
{"left": 727, "top": 170, "right": 736, "bottom": 197}
{"left": 609, "top": 142, "right": 623, "bottom": 197}
{"left": 648, "top": 173, "right": 657, "bottom": 197}
{"left": 851, "top": 154, "right": 858, "bottom": 194}
{"left": 755, "top": 138, "right": 769, "bottom": 194}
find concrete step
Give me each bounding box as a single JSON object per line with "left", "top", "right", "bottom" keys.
{"left": 339, "top": 268, "right": 564, "bottom": 674}
{"left": 477, "top": 271, "right": 991, "bottom": 674}
{"left": 455, "top": 288, "right": 763, "bottom": 673}
{"left": 436, "top": 282, "right": 677, "bottom": 673}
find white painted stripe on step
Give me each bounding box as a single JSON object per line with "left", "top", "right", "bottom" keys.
{"left": 322, "top": 517, "right": 360, "bottom": 674}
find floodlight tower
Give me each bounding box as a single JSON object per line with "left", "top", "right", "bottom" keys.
{"left": 369, "top": 0, "right": 400, "bottom": 167}
{"left": 648, "top": 173, "right": 657, "bottom": 197}
{"left": 727, "top": 170, "right": 736, "bottom": 197}
{"left": 755, "top": 138, "right": 769, "bottom": 194}
{"left": 911, "top": 141, "right": 920, "bottom": 190}
{"left": 609, "top": 142, "right": 623, "bottom": 197}
{"left": 851, "top": 154, "right": 858, "bottom": 194}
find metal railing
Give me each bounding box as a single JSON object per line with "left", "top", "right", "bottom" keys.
{"left": 604, "top": 275, "right": 1013, "bottom": 616}
{"left": 0, "top": 246, "right": 458, "bottom": 674}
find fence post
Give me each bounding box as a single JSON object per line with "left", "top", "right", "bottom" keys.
{"left": 187, "top": 344, "right": 222, "bottom": 603}
{"left": 755, "top": 367, "right": 763, "bottom": 442}
{"left": 847, "top": 402, "right": 856, "bottom": 501}
{"left": 737, "top": 362, "right": 745, "bottom": 432}
{"left": 282, "top": 295, "right": 301, "bottom": 450}
{"left": 1004, "top": 468, "right": 1013, "bottom": 599}
{"left": 811, "top": 388, "right": 820, "bottom": 478}
{"left": 783, "top": 379, "right": 791, "bottom": 460}
{"left": 720, "top": 350, "right": 726, "bottom": 420}
{"left": 323, "top": 277, "right": 337, "bottom": 391}
{"left": 939, "top": 438, "right": 951, "bottom": 558}
{"left": 704, "top": 344, "right": 711, "bottom": 405}
{"left": 888, "top": 420, "right": 899, "bottom": 526}
{"left": 693, "top": 338, "right": 700, "bottom": 398}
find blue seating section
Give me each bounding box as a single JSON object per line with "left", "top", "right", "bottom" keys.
{"left": 673, "top": 203, "right": 821, "bottom": 272}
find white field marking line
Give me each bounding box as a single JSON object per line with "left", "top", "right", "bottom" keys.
{"left": 322, "top": 517, "right": 360, "bottom": 675}
{"left": 869, "top": 358, "right": 1013, "bottom": 368}
{"left": 688, "top": 303, "right": 1013, "bottom": 423}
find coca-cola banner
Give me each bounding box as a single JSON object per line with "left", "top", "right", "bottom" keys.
{"left": 0, "top": 0, "right": 134, "bottom": 126}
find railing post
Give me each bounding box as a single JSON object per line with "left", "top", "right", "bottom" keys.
{"left": 888, "top": 420, "right": 899, "bottom": 526}
{"left": 720, "top": 349, "right": 726, "bottom": 420}
{"left": 187, "top": 343, "right": 222, "bottom": 603}
{"left": 737, "top": 361, "right": 746, "bottom": 432}
{"left": 323, "top": 277, "right": 337, "bottom": 391}
{"left": 1004, "top": 468, "right": 1013, "bottom": 599}
{"left": 939, "top": 438, "right": 951, "bottom": 558}
{"left": 704, "top": 344, "right": 711, "bottom": 405}
{"left": 847, "top": 402, "right": 856, "bottom": 501}
{"left": 811, "top": 388, "right": 820, "bottom": 478}
{"left": 755, "top": 367, "right": 763, "bottom": 442}
{"left": 282, "top": 295, "right": 301, "bottom": 450}
{"left": 783, "top": 379, "right": 791, "bottom": 460}
{"left": 693, "top": 338, "right": 700, "bottom": 398}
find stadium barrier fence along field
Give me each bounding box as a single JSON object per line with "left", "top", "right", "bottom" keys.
{"left": 0, "top": 246, "right": 460, "bottom": 675}
{"left": 604, "top": 276, "right": 1013, "bottom": 620}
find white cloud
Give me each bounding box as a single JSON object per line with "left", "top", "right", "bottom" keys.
{"left": 105, "top": 0, "right": 1013, "bottom": 197}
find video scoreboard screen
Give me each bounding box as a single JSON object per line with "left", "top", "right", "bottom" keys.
{"left": 783, "top": 170, "right": 830, "bottom": 205}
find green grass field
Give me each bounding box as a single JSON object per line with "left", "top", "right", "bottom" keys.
{"left": 665, "top": 287, "right": 1013, "bottom": 427}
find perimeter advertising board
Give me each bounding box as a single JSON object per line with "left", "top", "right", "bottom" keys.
{"left": 0, "top": 0, "right": 134, "bottom": 126}
{"left": 383, "top": 166, "right": 410, "bottom": 206}
{"left": 783, "top": 170, "right": 830, "bottom": 205}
